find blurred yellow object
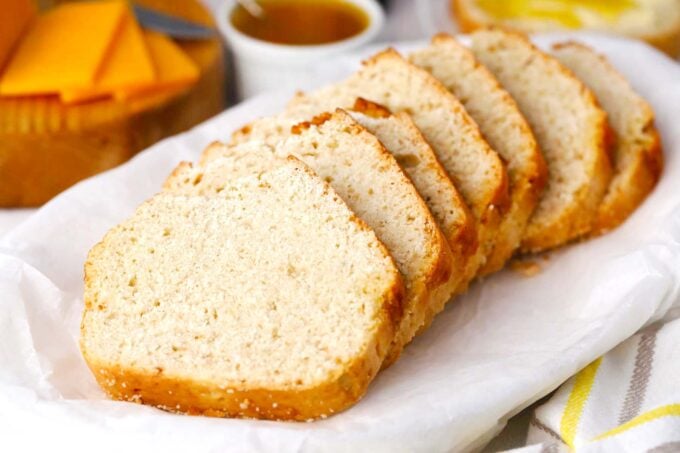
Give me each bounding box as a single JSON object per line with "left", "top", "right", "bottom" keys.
{"left": 61, "top": 9, "right": 155, "bottom": 104}
{"left": 0, "top": 0, "right": 37, "bottom": 71}
{"left": 475, "top": 0, "right": 635, "bottom": 28}
{"left": 453, "top": 0, "right": 680, "bottom": 57}
{"left": 0, "top": 1, "right": 126, "bottom": 95}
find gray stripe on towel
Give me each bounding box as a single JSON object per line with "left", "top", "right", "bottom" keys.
{"left": 618, "top": 323, "right": 663, "bottom": 424}
{"left": 647, "top": 441, "right": 680, "bottom": 453}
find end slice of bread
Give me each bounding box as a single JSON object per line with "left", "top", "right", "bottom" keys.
{"left": 81, "top": 159, "right": 404, "bottom": 421}
{"left": 410, "top": 34, "right": 547, "bottom": 274}
{"left": 552, "top": 41, "right": 663, "bottom": 235}
{"left": 182, "top": 110, "right": 453, "bottom": 367}
{"left": 470, "top": 28, "right": 612, "bottom": 252}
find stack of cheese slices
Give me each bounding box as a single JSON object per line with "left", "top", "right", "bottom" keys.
{"left": 80, "top": 29, "right": 663, "bottom": 422}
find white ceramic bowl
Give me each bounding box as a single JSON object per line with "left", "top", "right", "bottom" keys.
{"left": 217, "top": 0, "right": 385, "bottom": 100}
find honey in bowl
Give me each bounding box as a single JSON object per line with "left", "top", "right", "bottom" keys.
{"left": 231, "top": 0, "right": 370, "bottom": 45}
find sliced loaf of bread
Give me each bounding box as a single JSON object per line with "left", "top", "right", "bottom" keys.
{"left": 235, "top": 49, "right": 508, "bottom": 289}
{"left": 81, "top": 158, "right": 404, "bottom": 421}
{"left": 552, "top": 42, "right": 663, "bottom": 234}
{"left": 410, "top": 34, "right": 547, "bottom": 274}
{"left": 348, "top": 98, "right": 476, "bottom": 330}
{"left": 470, "top": 28, "right": 612, "bottom": 252}
{"left": 176, "top": 110, "right": 453, "bottom": 366}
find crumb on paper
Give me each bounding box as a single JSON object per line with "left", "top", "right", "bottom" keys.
{"left": 510, "top": 259, "right": 541, "bottom": 277}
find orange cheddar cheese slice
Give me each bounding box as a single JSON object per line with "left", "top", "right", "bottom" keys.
{"left": 0, "top": 0, "right": 37, "bottom": 71}
{"left": 0, "top": 1, "right": 126, "bottom": 96}
{"left": 118, "top": 30, "right": 200, "bottom": 100}
{"left": 61, "top": 10, "right": 155, "bottom": 104}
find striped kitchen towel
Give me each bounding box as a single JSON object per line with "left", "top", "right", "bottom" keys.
{"left": 526, "top": 314, "right": 680, "bottom": 452}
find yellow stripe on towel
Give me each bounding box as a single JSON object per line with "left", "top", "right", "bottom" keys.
{"left": 594, "top": 404, "right": 680, "bottom": 440}
{"left": 560, "top": 358, "right": 602, "bottom": 448}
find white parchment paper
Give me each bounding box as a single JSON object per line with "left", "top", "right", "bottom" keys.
{"left": 1, "top": 35, "right": 680, "bottom": 452}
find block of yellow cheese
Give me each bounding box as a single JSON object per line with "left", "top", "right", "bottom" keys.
{"left": 0, "top": 1, "right": 126, "bottom": 95}
{"left": 61, "top": 10, "right": 156, "bottom": 104}
{"left": 119, "top": 30, "right": 200, "bottom": 100}
{"left": 0, "top": 0, "right": 37, "bottom": 71}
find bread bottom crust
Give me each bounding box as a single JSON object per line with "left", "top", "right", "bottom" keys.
{"left": 83, "top": 298, "right": 398, "bottom": 423}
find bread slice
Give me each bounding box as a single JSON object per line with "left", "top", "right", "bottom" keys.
{"left": 470, "top": 28, "right": 612, "bottom": 252}
{"left": 210, "top": 101, "right": 472, "bottom": 349}
{"left": 452, "top": 0, "right": 680, "bottom": 57}
{"left": 179, "top": 110, "right": 453, "bottom": 367}
{"left": 410, "top": 34, "right": 547, "bottom": 274}
{"left": 347, "top": 98, "right": 475, "bottom": 331}
{"left": 80, "top": 159, "right": 404, "bottom": 421}
{"left": 226, "top": 117, "right": 301, "bottom": 154}
{"left": 238, "top": 49, "right": 508, "bottom": 289}
{"left": 166, "top": 141, "right": 284, "bottom": 193}
{"left": 552, "top": 42, "right": 663, "bottom": 235}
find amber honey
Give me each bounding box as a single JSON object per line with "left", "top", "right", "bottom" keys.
{"left": 231, "top": 0, "right": 370, "bottom": 45}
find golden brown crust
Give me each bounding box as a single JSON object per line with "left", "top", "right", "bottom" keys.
{"left": 162, "top": 161, "right": 195, "bottom": 190}
{"left": 0, "top": 0, "right": 225, "bottom": 207}
{"left": 520, "top": 109, "right": 612, "bottom": 252}
{"left": 592, "top": 123, "right": 663, "bottom": 234}
{"left": 85, "top": 348, "right": 376, "bottom": 421}
{"left": 480, "top": 136, "right": 547, "bottom": 272}
{"left": 352, "top": 98, "right": 392, "bottom": 119}
{"left": 82, "top": 276, "right": 404, "bottom": 422}
{"left": 291, "top": 112, "right": 334, "bottom": 134}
